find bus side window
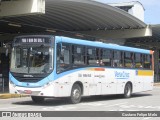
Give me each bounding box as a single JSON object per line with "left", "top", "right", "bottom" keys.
{"left": 135, "top": 53, "right": 143, "bottom": 68}
{"left": 144, "top": 54, "right": 152, "bottom": 69}
{"left": 113, "top": 51, "right": 123, "bottom": 67}
{"left": 124, "top": 52, "right": 133, "bottom": 68}
{"left": 87, "top": 47, "right": 99, "bottom": 66}
{"left": 56, "top": 43, "right": 71, "bottom": 73}
{"left": 101, "top": 49, "right": 112, "bottom": 67}
{"left": 72, "top": 45, "right": 85, "bottom": 66}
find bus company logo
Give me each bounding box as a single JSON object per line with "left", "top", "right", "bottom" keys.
{"left": 114, "top": 71, "right": 130, "bottom": 79}
{"left": 23, "top": 75, "right": 33, "bottom": 77}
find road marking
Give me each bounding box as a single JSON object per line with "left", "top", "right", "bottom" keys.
{"left": 154, "top": 86, "right": 160, "bottom": 89}
{"left": 109, "top": 109, "right": 125, "bottom": 111}
{"left": 120, "top": 105, "right": 160, "bottom": 110}
{"left": 0, "top": 106, "right": 25, "bottom": 110}
{"left": 43, "top": 106, "right": 76, "bottom": 111}
{"left": 104, "top": 102, "right": 128, "bottom": 108}
{"left": 109, "top": 109, "right": 138, "bottom": 111}
{"left": 142, "top": 117, "right": 153, "bottom": 120}
{"left": 79, "top": 103, "right": 105, "bottom": 106}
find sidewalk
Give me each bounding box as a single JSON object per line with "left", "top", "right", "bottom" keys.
{"left": 0, "top": 88, "right": 29, "bottom": 99}
{"left": 0, "top": 93, "right": 29, "bottom": 99}
{"left": 154, "top": 82, "right": 160, "bottom": 86}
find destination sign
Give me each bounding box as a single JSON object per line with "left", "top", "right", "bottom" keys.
{"left": 14, "top": 37, "right": 52, "bottom": 45}
{"left": 13, "top": 36, "right": 55, "bottom": 47}
{"left": 21, "top": 38, "right": 45, "bottom": 43}
{"left": 22, "top": 38, "right": 45, "bottom": 43}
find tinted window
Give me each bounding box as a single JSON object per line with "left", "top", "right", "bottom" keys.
{"left": 87, "top": 47, "right": 99, "bottom": 66}
{"left": 113, "top": 51, "right": 123, "bottom": 67}
{"left": 100, "top": 49, "right": 112, "bottom": 66}
{"left": 124, "top": 52, "right": 134, "bottom": 68}
{"left": 135, "top": 53, "right": 143, "bottom": 68}
{"left": 144, "top": 54, "right": 152, "bottom": 69}
{"left": 72, "top": 45, "right": 85, "bottom": 66}
{"left": 57, "top": 43, "right": 71, "bottom": 73}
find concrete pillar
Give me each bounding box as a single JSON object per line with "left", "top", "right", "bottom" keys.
{"left": 154, "top": 49, "right": 160, "bottom": 82}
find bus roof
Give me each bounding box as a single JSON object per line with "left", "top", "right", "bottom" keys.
{"left": 56, "top": 36, "right": 151, "bottom": 54}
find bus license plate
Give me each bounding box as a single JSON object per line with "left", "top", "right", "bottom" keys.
{"left": 24, "top": 90, "right": 32, "bottom": 94}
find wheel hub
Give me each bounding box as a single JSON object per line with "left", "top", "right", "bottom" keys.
{"left": 73, "top": 89, "right": 80, "bottom": 99}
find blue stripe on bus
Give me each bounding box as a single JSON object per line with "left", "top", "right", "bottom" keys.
{"left": 55, "top": 36, "right": 150, "bottom": 54}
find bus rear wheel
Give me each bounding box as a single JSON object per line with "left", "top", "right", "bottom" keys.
{"left": 124, "top": 83, "right": 132, "bottom": 98}
{"left": 69, "top": 84, "right": 82, "bottom": 104}
{"left": 31, "top": 96, "right": 45, "bottom": 103}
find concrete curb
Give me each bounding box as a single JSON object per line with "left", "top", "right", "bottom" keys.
{"left": 154, "top": 83, "right": 160, "bottom": 86}
{"left": 0, "top": 94, "right": 29, "bottom": 99}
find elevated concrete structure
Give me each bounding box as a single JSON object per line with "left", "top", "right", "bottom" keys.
{"left": 109, "top": 1, "right": 145, "bottom": 22}
{"left": 0, "top": 0, "right": 45, "bottom": 17}
{"left": 0, "top": 0, "right": 151, "bottom": 43}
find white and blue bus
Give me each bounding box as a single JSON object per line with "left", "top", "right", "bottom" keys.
{"left": 9, "top": 35, "right": 154, "bottom": 104}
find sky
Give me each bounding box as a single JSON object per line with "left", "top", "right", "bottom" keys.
{"left": 94, "top": 0, "right": 160, "bottom": 24}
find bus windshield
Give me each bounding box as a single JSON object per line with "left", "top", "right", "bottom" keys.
{"left": 10, "top": 46, "right": 54, "bottom": 74}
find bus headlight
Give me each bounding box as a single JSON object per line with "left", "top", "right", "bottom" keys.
{"left": 42, "top": 82, "right": 52, "bottom": 89}
{"left": 9, "top": 81, "right": 16, "bottom": 87}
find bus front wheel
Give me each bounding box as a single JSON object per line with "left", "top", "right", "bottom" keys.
{"left": 69, "top": 84, "right": 82, "bottom": 104}
{"left": 31, "top": 96, "right": 45, "bottom": 103}
{"left": 124, "top": 83, "right": 132, "bottom": 98}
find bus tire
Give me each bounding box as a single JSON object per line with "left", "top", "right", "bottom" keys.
{"left": 124, "top": 83, "right": 132, "bottom": 98}
{"left": 31, "top": 96, "right": 44, "bottom": 103}
{"left": 69, "top": 84, "right": 82, "bottom": 104}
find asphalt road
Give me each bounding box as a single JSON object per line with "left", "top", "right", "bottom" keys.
{"left": 0, "top": 86, "right": 160, "bottom": 120}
